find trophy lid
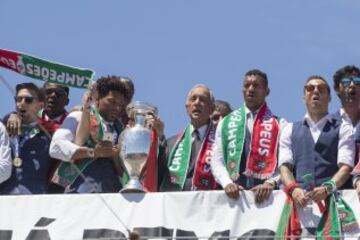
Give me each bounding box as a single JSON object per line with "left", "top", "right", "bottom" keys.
{"left": 126, "top": 101, "right": 158, "bottom": 118}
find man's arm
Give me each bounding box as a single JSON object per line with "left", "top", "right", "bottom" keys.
{"left": 49, "top": 111, "right": 93, "bottom": 162}
{"left": 0, "top": 123, "right": 12, "bottom": 183}
{"left": 312, "top": 122, "right": 355, "bottom": 201}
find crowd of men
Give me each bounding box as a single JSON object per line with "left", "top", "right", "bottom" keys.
{"left": 0, "top": 65, "right": 360, "bottom": 207}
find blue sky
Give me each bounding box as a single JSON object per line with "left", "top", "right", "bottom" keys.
{"left": 1, "top": 1, "right": 360, "bottom": 136}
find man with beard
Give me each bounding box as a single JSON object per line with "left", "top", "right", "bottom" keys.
{"left": 279, "top": 76, "right": 354, "bottom": 207}
{"left": 5, "top": 82, "right": 69, "bottom": 136}
{"left": 211, "top": 69, "right": 286, "bottom": 203}
{"left": 159, "top": 84, "right": 218, "bottom": 191}
{"left": 0, "top": 82, "right": 54, "bottom": 194}
{"left": 333, "top": 65, "right": 360, "bottom": 199}
{"left": 49, "top": 76, "right": 129, "bottom": 193}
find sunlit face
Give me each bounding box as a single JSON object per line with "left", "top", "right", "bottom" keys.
{"left": 15, "top": 88, "right": 43, "bottom": 124}
{"left": 336, "top": 73, "right": 360, "bottom": 107}
{"left": 186, "top": 87, "right": 214, "bottom": 128}
{"left": 96, "top": 90, "right": 127, "bottom": 122}
{"left": 242, "top": 75, "right": 269, "bottom": 112}
{"left": 44, "top": 84, "right": 68, "bottom": 118}
{"left": 303, "top": 79, "right": 330, "bottom": 116}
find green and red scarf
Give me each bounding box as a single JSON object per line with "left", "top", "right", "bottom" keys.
{"left": 276, "top": 195, "right": 302, "bottom": 239}
{"left": 277, "top": 192, "right": 358, "bottom": 239}
{"left": 221, "top": 103, "right": 279, "bottom": 181}
{"left": 160, "top": 124, "right": 217, "bottom": 191}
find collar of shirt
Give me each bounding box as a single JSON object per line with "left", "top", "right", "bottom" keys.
{"left": 244, "top": 105, "right": 260, "bottom": 120}
{"left": 191, "top": 124, "right": 208, "bottom": 141}
{"left": 100, "top": 116, "right": 115, "bottom": 132}
{"left": 304, "top": 112, "right": 331, "bottom": 131}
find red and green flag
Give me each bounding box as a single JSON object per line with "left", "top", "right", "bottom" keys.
{"left": 0, "top": 48, "right": 95, "bottom": 89}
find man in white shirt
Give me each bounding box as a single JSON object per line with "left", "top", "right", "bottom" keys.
{"left": 50, "top": 76, "right": 128, "bottom": 193}
{"left": 0, "top": 122, "right": 12, "bottom": 184}
{"left": 211, "top": 69, "right": 286, "bottom": 203}
{"left": 279, "top": 75, "right": 354, "bottom": 207}
{"left": 332, "top": 65, "right": 360, "bottom": 200}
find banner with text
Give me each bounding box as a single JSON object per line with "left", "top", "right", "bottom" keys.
{"left": 0, "top": 48, "right": 95, "bottom": 89}
{"left": 0, "top": 190, "right": 359, "bottom": 239}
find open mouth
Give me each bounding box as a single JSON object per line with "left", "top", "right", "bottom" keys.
{"left": 311, "top": 95, "right": 320, "bottom": 102}
{"left": 18, "top": 109, "right": 27, "bottom": 117}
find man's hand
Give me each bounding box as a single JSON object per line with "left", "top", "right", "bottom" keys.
{"left": 71, "top": 146, "right": 94, "bottom": 163}
{"left": 94, "top": 141, "right": 113, "bottom": 159}
{"left": 6, "top": 113, "right": 22, "bottom": 136}
{"left": 355, "top": 179, "right": 360, "bottom": 201}
{"left": 224, "top": 183, "right": 244, "bottom": 199}
{"left": 291, "top": 188, "right": 309, "bottom": 208}
{"left": 311, "top": 186, "right": 329, "bottom": 202}
{"left": 251, "top": 182, "right": 274, "bottom": 203}
{"left": 146, "top": 116, "right": 165, "bottom": 140}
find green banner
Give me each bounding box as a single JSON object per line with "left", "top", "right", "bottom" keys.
{"left": 0, "top": 48, "right": 95, "bottom": 89}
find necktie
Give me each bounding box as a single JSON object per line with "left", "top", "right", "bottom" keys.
{"left": 188, "top": 129, "right": 201, "bottom": 177}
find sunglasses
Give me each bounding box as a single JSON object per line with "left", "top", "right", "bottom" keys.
{"left": 14, "top": 96, "right": 36, "bottom": 104}
{"left": 304, "top": 84, "right": 328, "bottom": 94}
{"left": 340, "top": 77, "right": 360, "bottom": 87}
{"left": 45, "top": 88, "right": 67, "bottom": 97}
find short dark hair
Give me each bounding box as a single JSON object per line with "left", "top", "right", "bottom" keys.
{"left": 16, "top": 82, "right": 45, "bottom": 101}
{"left": 119, "top": 76, "right": 135, "bottom": 101}
{"left": 245, "top": 69, "right": 268, "bottom": 87}
{"left": 333, "top": 65, "right": 360, "bottom": 90}
{"left": 96, "top": 75, "right": 128, "bottom": 99}
{"left": 305, "top": 75, "right": 331, "bottom": 94}
{"left": 215, "top": 100, "right": 232, "bottom": 112}
{"left": 43, "top": 82, "right": 69, "bottom": 96}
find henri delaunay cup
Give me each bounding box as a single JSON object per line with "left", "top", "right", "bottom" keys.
{"left": 118, "top": 101, "right": 158, "bottom": 193}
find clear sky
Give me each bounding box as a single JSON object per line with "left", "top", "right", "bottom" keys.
{"left": 1, "top": 0, "right": 360, "bottom": 137}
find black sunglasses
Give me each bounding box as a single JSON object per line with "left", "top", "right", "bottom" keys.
{"left": 45, "top": 88, "right": 67, "bottom": 97}
{"left": 14, "top": 96, "right": 36, "bottom": 104}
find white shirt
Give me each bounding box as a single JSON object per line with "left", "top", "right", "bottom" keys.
{"left": 49, "top": 111, "right": 83, "bottom": 162}
{"left": 211, "top": 106, "right": 287, "bottom": 188}
{"left": 192, "top": 124, "right": 208, "bottom": 142}
{"left": 0, "top": 122, "right": 12, "bottom": 183}
{"left": 278, "top": 113, "right": 355, "bottom": 168}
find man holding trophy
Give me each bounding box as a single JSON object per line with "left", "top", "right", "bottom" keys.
{"left": 49, "top": 76, "right": 129, "bottom": 193}
{"left": 159, "top": 84, "right": 218, "bottom": 191}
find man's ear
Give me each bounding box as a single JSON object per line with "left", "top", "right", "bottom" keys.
{"left": 65, "top": 97, "right": 69, "bottom": 106}
{"left": 266, "top": 88, "right": 270, "bottom": 96}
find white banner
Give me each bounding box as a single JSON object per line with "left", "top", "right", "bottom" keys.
{"left": 0, "top": 190, "right": 359, "bottom": 239}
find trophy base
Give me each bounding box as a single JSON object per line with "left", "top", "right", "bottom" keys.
{"left": 119, "top": 177, "right": 145, "bottom": 193}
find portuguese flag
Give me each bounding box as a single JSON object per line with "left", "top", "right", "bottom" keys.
{"left": 0, "top": 48, "right": 95, "bottom": 89}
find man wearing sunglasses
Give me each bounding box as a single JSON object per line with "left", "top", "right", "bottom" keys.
{"left": 333, "top": 65, "right": 360, "bottom": 200}
{"left": 5, "top": 82, "right": 70, "bottom": 136}
{"left": 210, "top": 100, "right": 232, "bottom": 125}
{"left": 0, "top": 82, "right": 56, "bottom": 194}
{"left": 211, "top": 69, "right": 287, "bottom": 203}
{"left": 279, "top": 76, "right": 354, "bottom": 207}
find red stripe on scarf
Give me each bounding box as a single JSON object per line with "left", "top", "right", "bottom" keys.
{"left": 192, "top": 125, "right": 218, "bottom": 190}
{"left": 142, "top": 129, "right": 158, "bottom": 192}
{"left": 244, "top": 103, "right": 279, "bottom": 179}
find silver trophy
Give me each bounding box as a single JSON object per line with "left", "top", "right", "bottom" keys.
{"left": 118, "top": 101, "right": 158, "bottom": 193}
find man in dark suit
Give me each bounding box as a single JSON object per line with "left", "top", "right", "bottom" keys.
{"left": 159, "top": 84, "right": 218, "bottom": 191}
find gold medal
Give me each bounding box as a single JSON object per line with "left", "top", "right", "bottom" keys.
{"left": 13, "top": 157, "right": 23, "bottom": 167}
